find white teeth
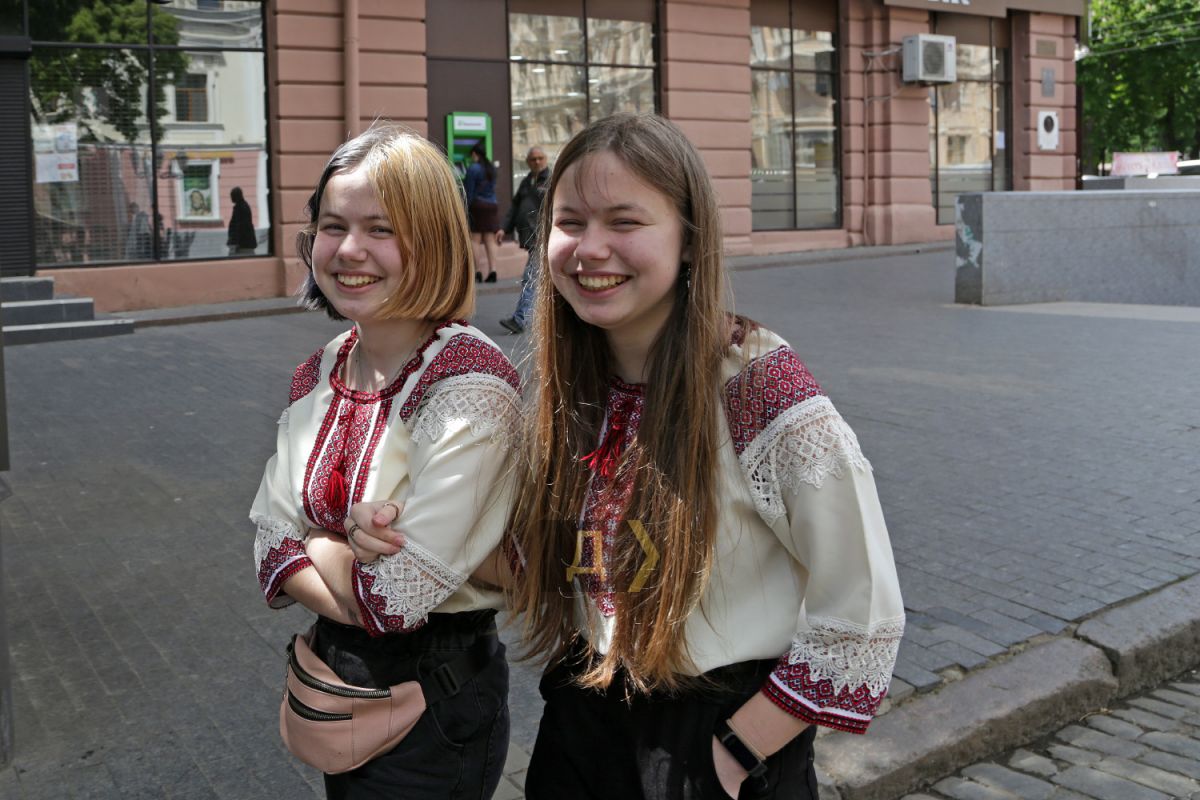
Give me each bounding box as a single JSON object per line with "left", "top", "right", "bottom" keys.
{"left": 578, "top": 275, "right": 627, "bottom": 290}
{"left": 336, "top": 274, "right": 380, "bottom": 287}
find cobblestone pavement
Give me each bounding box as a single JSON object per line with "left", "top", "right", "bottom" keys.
{"left": 902, "top": 669, "right": 1200, "bottom": 800}
{"left": 0, "top": 248, "right": 1198, "bottom": 798}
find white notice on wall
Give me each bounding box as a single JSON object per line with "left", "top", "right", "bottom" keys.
{"left": 995, "top": 131, "right": 1006, "bottom": 150}
{"left": 34, "top": 123, "right": 79, "bottom": 183}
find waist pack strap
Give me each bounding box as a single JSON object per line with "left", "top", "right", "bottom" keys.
{"left": 419, "top": 633, "right": 497, "bottom": 706}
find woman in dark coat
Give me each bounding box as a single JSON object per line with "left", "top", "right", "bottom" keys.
{"left": 227, "top": 186, "right": 258, "bottom": 255}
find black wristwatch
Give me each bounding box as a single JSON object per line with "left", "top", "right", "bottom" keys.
{"left": 715, "top": 718, "right": 768, "bottom": 785}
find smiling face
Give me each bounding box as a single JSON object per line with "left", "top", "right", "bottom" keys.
{"left": 547, "top": 150, "right": 685, "bottom": 354}
{"left": 310, "top": 166, "right": 407, "bottom": 326}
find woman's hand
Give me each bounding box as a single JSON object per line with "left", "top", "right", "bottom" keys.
{"left": 711, "top": 737, "right": 747, "bottom": 799}
{"left": 344, "top": 500, "right": 406, "bottom": 564}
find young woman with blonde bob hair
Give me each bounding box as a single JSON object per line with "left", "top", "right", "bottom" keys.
{"left": 507, "top": 113, "right": 907, "bottom": 798}
{"left": 249, "top": 124, "right": 520, "bottom": 799}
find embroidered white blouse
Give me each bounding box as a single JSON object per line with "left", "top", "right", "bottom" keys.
{"left": 249, "top": 321, "right": 521, "bottom": 637}
{"left": 570, "top": 324, "right": 905, "bottom": 734}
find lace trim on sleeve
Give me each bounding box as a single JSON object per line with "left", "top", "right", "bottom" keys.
{"left": 738, "top": 395, "right": 871, "bottom": 525}
{"left": 764, "top": 614, "right": 905, "bottom": 734}
{"left": 353, "top": 539, "right": 467, "bottom": 636}
{"left": 250, "top": 512, "right": 310, "bottom": 607}
{"left": 409, "top": 374, "right": 521, "bottom": 449}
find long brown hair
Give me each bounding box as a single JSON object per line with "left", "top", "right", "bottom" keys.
{"left": 508, "top": 114, "right": 730, "bottom": 692}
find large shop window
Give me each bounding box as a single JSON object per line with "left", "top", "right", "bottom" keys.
{"left": 508, "top": 0, "right": 657, "bottom": 187}
{"left": 929, "top": 14, "right": 1011, "bottom": 225}
{"left": 28, "top": 0, "right": 270, "bottom": 268}
{"left": 750, "top": 0, "right": 840, "bottom": 231}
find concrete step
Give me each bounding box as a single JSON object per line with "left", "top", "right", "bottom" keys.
{"left": 2, "top": 298, "right": 95, "bottom": 326}
{"left": 2, "top": 318, "right": 135, "bottom": 346}
{"left": 0, "top": 276, "right": 55, "bottom": 302}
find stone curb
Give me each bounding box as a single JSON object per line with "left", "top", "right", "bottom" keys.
{"left": 118, "top": 242, "right": 954, "bottom": 327}
{"left": 816, "top": 573, "right": 1200, "bottom": 800}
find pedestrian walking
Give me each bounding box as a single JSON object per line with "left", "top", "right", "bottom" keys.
{"left": 249, "top": 124, "right": 520, "bottom": 800}
{"left": 226, "top": 186, "right": 258, "bottom": 255}
{"left": 497, "top": 146, "right": 550, "bottom": 334}
{"left": 505, "top": 114, "right": 907, "bottom": 799}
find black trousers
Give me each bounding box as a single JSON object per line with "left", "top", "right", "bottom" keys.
{"left": 313, "top": 611, "right": 509, "bottom": 800}
{"left": 525, "top": 647, "right": 818, "bottom": 800}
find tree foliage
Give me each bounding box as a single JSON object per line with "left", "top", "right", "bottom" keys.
{"left": 29, "top": 0, "right": 189, "bottom": 144}
{"left": 1078, "top": 0, "right": 1200, "bottom": 172}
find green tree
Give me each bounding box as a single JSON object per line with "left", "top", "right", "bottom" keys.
{"left": 29, "top": 0, "right": 189, "bottom": 143}
{"left": 1078, "top": 0, "right": 1200, "bottom": 172}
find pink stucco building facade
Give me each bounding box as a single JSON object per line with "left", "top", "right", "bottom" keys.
{"left": 36, "top": 0, "right": 1084, "bottom": 312}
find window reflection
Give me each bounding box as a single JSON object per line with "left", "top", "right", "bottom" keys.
{"left": 151, "top": 0, "right": 263, "bottom": 48}
{"left": 588, "top": 18, "right": 653, "bottom": 65}
{"left": 29, "top": 4, "right": 270, "bottom": 267}
{"left": 589, "top": 66, "right": 655, "bottom": 118}
{"left": 31, "top": 48, "right": 153, "bottom": 266}
{"left": 751, "top": 71, "right": 794, "bottom": 231}
{"left": 508, "top": 2, "right": 657, "bottom": 184}
{"left": 751, "top": 26, "right": 790, "bottom": 70}
{"left": 929, "top": 21, "right": 1009, "bottom": 225}
{"left": 158, "top": 49, "right": 269, "bottom": 260}
{"left": 793, "top": 72, "right": 837, "bottom": 228}
{"left": 509, "top": 12, "right": 584, "bottom": 63}
{"left": 510, "top": 62, "right": 587, "bottom": 183}
{"left": 30, "top": 1, "right": 149, "bottom": 45}
{"left": 750, "top": 1, "right": 839, "bottom": 231}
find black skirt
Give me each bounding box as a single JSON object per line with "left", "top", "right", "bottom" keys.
{"left": 524, "top": 641, "right": 819, "bottom": 800}
{"left": 468, "top": 199, "right": 499, "bottom": 233}
{"left": 313, "top": 611, "right": 510, "bottom": 800}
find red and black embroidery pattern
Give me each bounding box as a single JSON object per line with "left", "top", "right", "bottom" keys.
{"left": 399, "top": 334, "right": 521, "bottom": 423}
{"left": 762, "top": 661, "right": 884, "bottom": 735}
{"left": 290, "top": 348, "right": 324, "bottom": 405}
{"left": 305, "top": 400, "right": 384, "bottom": 533}
{"left": 258, "top": 540, "right": 312, "bottom": 603}
{"left": 576, "top": 379, "right": 645, "bottom": 616}
{"left": 724, "top": 346, "right": 824, "bottom": 457}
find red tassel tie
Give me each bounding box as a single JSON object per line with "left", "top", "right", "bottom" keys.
{"left": 324, "top": 408, "right": 355, "bottom": 517}
{"left": 581, "top": 398, "right": 633, "bottom": 480}
{"left": 326, "top": 461, "right": 348, "bottom": 511}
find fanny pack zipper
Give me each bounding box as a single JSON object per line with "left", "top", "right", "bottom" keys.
{"left": 286, "top": 690, "right": 353, "bottom": 722}
{"left": 289, "top": 641, "right": 391, "bottom": 699}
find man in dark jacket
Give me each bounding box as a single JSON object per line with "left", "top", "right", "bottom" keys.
{"left": 498, "top": 147, "right": 549, "bottom": 334}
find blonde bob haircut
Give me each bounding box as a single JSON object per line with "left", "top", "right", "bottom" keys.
{"left": 298, "top": 123, "right": 475, "bottom": 321}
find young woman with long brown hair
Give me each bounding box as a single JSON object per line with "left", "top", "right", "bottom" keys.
{"left": 508, "top": 113, "right": 905, "bottom": 798}
{"left": 349, "top": 113, "right": 907, "bottom": 797}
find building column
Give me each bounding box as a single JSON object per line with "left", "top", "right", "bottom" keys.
{"left": 269, "top": 0, "right": 427, "bottom": 293}
{"left": 844, "top": 0, "right": 940, "bottom": 246}
{"left": 0, "top": 35, "right": 34, "bottom": 277}
{"left": 661, "top": 0, "right": 754, "bottom": 256}
{"left": 1012, "top": 12, "right": 1077, "bottom": 191}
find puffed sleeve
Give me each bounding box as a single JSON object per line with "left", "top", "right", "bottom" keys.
{"left": 730, "top": 344, "right": 904, "bottom": 734}
{"left": 249, "top": 407, "right": 313, "bottom": 608}
{"left": 351, "top": 373, "right": 520, "bottom": 636}
{"left": 248, "top": 347, "right": 325, "bottom": 608}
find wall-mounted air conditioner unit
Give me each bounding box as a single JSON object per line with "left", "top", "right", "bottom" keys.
{"left": 902, "top": 34, "right": 956, "bottom": 84}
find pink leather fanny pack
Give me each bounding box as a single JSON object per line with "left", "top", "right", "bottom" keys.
{"left": 279, "top": 628, "right": 493, "bottom": 774}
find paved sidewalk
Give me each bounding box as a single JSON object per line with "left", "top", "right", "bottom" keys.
{"left": 904, "top": 668, "right": 1200, "bottom": 800}
{"left": 1, "top": 245, "right": 1198, "bottom": 798}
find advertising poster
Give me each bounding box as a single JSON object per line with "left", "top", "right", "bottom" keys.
{"left": 33, "top": 123, "right": 80, "bottom": 183}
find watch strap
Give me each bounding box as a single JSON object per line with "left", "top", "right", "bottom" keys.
{"left": 715, "top": 718, "right": 768, "bottom": 781}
